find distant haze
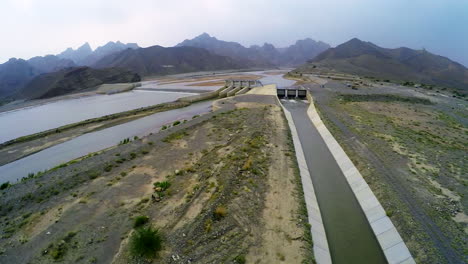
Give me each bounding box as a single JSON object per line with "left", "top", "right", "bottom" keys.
{"left": 1, "top": 0, "right": 467, "bottom": 66}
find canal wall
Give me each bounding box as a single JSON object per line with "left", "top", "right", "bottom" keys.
{"left": 268, "top": 86, "right": 332, "bottom": 264}
{"left": 305, "top": 92, "right": 415, "bottom": 264}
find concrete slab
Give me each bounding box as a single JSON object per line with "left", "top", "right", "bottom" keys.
{"left": 354, "top": 186, "right": 375, "bottom": 202}
{"left": 360, "top": 195, "right": 381, "bottom": 211}
{"left": 371, "top": 216, "right": 394, "bottom": 236}
{"left": 338, "top": 159, "right": 355, "bottom": 174}
{"left": 399, "top": 257, "right": 416, "bottom": 264}
{"left": 312, "top": 231, "right": 330, "bottom": 251}
{"left": 310, "top": 218, "right": 327, "bottom": 236}
{"left": 364, "top": 204, "right": 387, "bottom": 223}
{"left": 343, "top": 166, "right": 360, "bottom": 178}
{"left": 348, "top": 176, "right": 366, "bottom": 190}
{"left": 384, "top": 242, "right": 413, "bottom": 264}
{"left": 377, "top": 227, "right": 404, "bottom": 250}
{"left": 308, "top": 207, "right": 323, "bottom": 223}
{"left": 314, "top": 245, "right": 333, "bottom": 264}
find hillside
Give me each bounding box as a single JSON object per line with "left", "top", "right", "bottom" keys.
{"left": 0, "top": 55, "right": 76, "bottom": 99}
{"left": 93, "top": 45, "right": 243, "bottom": 76}
{"left": 27, "top": 55, "right": 76, "bottom": 73}
{"left": 0, "top": 58, "right": 39, "bottom": 98}
{"left": 18, "top": 66, "right": 140, "bottom": 100}
{"left": 177, "top": 33, "right": 330, "bottom": 66}
{"left": 304, "top": 38, "right": 468, "bottom": 90}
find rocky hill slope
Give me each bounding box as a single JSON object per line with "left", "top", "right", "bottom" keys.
{"left": 17, "top": 66, "right": 140, "bottom": 99}
{"left": 303, "top": 38, "right": 468, "bottom": 91}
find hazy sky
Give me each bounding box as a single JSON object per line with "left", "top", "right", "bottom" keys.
{"left": 1, "top": 0, "right": 467, "bottom": 66}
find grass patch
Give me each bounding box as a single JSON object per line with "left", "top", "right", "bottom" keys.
{"left": 46, "top": 231, "right": 77, "bottom": 260}
{"left": 339, "top": 94, "right": 433, "bottom": 105}
{"left": 130, "top": 227, "right": 162, "bottom": 259}
{"left": 163, "top": 131, "right": 189, "bottom": 143}
{"left": 153, "top": 181, "right": 171, "bottom": 191}
{"left": 133, "top": 216, "right": 149, "bottom": 228}
{"left": 213, "top": 206, "right": 227, "bottom": 220}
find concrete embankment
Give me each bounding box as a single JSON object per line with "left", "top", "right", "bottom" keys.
{"left": 248, "top": 84, "right": 331, "bottom": 263}
{"left": 305, "top": 92, "right": 415, "bottom": 264}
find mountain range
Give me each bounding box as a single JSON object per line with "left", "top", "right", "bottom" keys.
{"left": 58, "top": 41, "right": 139, "bottom": 65}
{"left": 176, "top": 33, "right": 330, "bottom": 67}
{"left": 0, "top": 41, "right": 139, "bottom": 99}
{"left": 92, "top": 45, "right": 243, "bottom": 76}
{"left": 302, "top": 38, "right": 468, "bottom": 91}
{"left": 17, "top": 67, "right": 140, "bottom": 100}
{"left": 1, "top": 34, "right": 467, "bottom": 101}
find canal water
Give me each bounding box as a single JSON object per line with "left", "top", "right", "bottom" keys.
{"left": 283, "top": 100, "right": 387, "bottom": 264}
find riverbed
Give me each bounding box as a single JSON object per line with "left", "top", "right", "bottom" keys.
{"left": 0, "top": 101, "right": 212, "bottom": 183}
{"left": 0, "top": 90, "right": 195, "bottom": 144}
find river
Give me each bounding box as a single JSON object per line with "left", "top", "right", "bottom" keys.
{"left": 0, "top": 101, "right": 212, "bottom": 183}
{"left": 0, "top": 71, "right": 295, "bottom": 183}
{"left": 0, "top": 90, "right": 195, "bottom": 144}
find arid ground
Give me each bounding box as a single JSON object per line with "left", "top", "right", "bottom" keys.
{"left": 0, "top": 94, "right": 314, "bottom": 263}
{"left": 299, "top": 72, "right": 467, "bottom": 263}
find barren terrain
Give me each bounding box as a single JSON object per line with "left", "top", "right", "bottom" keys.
{"left": 0, "top": 95, "right": 313, "bottom": 263}
{"left": 303, "top": 76, "right": 467, "bottom": 263}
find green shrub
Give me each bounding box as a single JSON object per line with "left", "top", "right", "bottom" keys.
{"left": 161, "top": 125, "right": 168, "bottom": 131}
{"left": 119, "top": 138, "right": 131, "bottom": 145}
{"left": 130, "top": 227, "right": 162, "bottom": 259}
{"left": 133, "top": 216, "right": 149, "bottom": 228}
{"left": 104, "top": 164, "right": 113, "bottom": 172}
{"left": 153, "top": 181, "right": 171, "bottom": 191}
{"left": 88, "top": 171, "right": 100, "bottom": 180}
{"left": 0, "top": 182, "right": 10, "bottom": 190}
{"left": 173, "top": 120, "right": 181, "bottom": 126}
{"left": 233, "top": 255, "right": 246, "bottom": 264}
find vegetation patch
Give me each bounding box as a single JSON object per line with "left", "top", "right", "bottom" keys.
{"left": 339, "top": 93, "right": 433, "bottom": 105}
{"left": 163, "top": 131, "right": 189, "bottom": 143}
{"left": 130, "top": 227, "right": 162, "bottom": 259}
{"left": 133, "top": 216, "right": 149, "bottom": 228}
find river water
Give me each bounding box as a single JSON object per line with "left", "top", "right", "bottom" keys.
{"left": 0, "top": 71, "right": 295, "bottom": 183}
{"left": 0, "top": 71, "right": 293, "bottom": 144}
{"left": 0, "top": 101, "right": 212, "bottom": 183}
{"left": 0, "top": 90, "right": 195, "bottom": 144}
